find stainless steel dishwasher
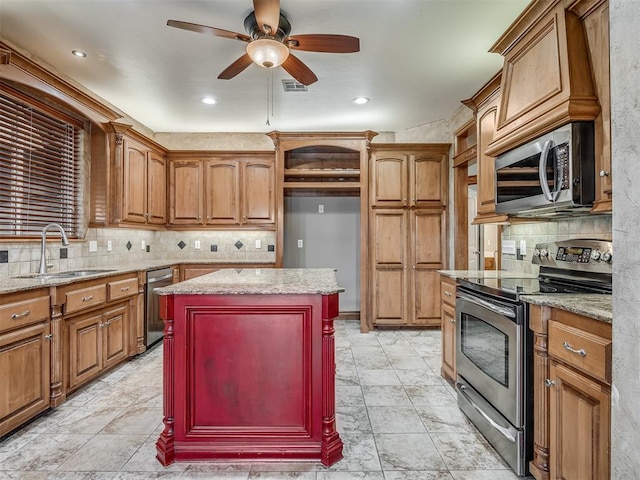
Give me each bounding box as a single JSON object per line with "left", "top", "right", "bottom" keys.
{"left": 145, "top": 267, "right": 174, "bottom": 347}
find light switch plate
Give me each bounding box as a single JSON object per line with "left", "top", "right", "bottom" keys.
{"left": 520, "top": 240, "right": 527, "bottom": 255}
{"left": 89, "top": 240, "right": 97, "bottom": 252}
{"left": 141, "top": 240, "right": 146, "bottom": 250}
{"left": 297, "top": 239, "right": 303, "bottom": 248}
{"left": 194, "top": 240, "right": 201, "bottom": 250}
{"left": 255, "top": 240, "right": 261, "bottom": 249}
{"left": 503, "top": 240, "right": 517, "bottom": 255}
{"left": 107, "top": 240, "right": 112, "bottom": 252}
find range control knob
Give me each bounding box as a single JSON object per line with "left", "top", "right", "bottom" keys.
{"left": 533, "top": 248, "right": 541, "bottom": 257}
{"left": 602, "top": 251, "right": 612, "bottom": 263}
{"left": 591, "top": 250, "right": 602, "bottom": 261}
{"left": 539, "top": 248, "right": 549, "bottom": 258}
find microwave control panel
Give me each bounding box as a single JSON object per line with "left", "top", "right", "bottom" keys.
{"left": 554, "top": 143, "right": 569, "bottom": 189}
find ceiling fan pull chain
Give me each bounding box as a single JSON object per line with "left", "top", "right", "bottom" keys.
{"left": 265, "top": 70, "right": 270, "bottom": 126}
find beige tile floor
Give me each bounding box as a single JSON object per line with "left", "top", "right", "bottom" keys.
{"left": 0, "top": 320, "right": 522, "bottom": 479}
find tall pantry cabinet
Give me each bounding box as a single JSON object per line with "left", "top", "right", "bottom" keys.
{"left": 369, "top": 144, "right": 449, "bottom": 328}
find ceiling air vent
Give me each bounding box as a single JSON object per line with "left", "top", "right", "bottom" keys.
{"left": 282, "top": 79, "right": 308, "bottom": 92}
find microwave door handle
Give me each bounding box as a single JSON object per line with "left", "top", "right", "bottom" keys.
{"left": 538, "top": 139, "right": 557, "bottom": 202}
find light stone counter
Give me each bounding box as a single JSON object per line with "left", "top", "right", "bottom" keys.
{"left": 438, "top": 270, "right": 538, "bottom": 280}
{"left": 155, "top": 268, "right": 343, "bottom": 296}
{"left": 0, "top": 259, "right": 275, "bottom": 295}
{"left": 521, "top": 294, "right": 612, "bottom": 324}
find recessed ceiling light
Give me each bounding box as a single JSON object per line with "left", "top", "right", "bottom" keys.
{"left": 201, "top": 97, "right": 217, "bottom": 105}
{"left": 353, "top": 97, "right": 369, "bottom": 105}
{"left": 71, "top": 50, "right": 87, "bottom": 58}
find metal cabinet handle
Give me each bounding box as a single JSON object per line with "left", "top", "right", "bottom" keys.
{"left": 449, "top": 317, "right": 455, "bottom": 323}
{"left": 444, "top": 291, "right": 452, "bottom": 297}
{"left": 545, "top": 379, "right": 555, "bottom": 387}
{"left": 82, "top": 295, "right": 94, "bottom": 302}
{"left": 599, "top": 170, "right": 610, "bottom": 177}
{"left": 563, "top": 341, "right": 586, "bottom": 357}
{"left": 45, "top": 333, "right": 53, "bottom": 340}
{"left": 11, "top": 309, "right": 30, "bottom": 319}
{"left": 120, "top": 286, "right": 130, "bottom": 292}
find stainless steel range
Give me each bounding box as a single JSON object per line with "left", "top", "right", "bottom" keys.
{"left": 454, "top": 239, "right": 612, "bottom": 477}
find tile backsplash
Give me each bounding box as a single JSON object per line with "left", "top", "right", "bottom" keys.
{"left": 501, "top": 215, "right": 612, "bottom": 275}
{"left": 0, "top": 228, "right": 276, "bottom": 278}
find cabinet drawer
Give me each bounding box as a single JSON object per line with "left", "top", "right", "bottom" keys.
{"left": 108, "top": 278, "right": 138, "bottom": 302}
{"left": 441, "top": 280, "right": 456, "bottom": 306}
{"left": 0, "top": 295, "right": 50, "bottom": 333}
{"left": 65, "top": 285, "right": 106, "bottom": 315}
{"left": 548, "top": 320, "right": 611, "bottom": 384}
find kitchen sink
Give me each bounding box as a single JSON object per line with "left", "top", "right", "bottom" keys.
{"left": 17, "top": 269, "right": 117, "bottom": 279}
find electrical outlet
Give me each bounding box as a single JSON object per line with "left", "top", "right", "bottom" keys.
{"left": 520, "top": 240, "right": 527, "bottom": 256}
{"left": 107, "top": 240, "right": 112, "bottom": 252}
{"left": 503, "top": 240, "right": 517, "bottom": 255}
{"left": 318, "top": 204, "right": 324, "bottom": 213}
{"left": 89, "top": 240, "right": 98, "bottom": 252}
{"left": 255, "top": 240, "right": 261, "bottom": 249}
{"left": 194, "top": 240, "right": 201, "bottom": 250}
{"left": 297, "top": 239, "right": 303, "bottom": 248}
{"left": 141, "top": 240, "right": 146, "bottom": 250}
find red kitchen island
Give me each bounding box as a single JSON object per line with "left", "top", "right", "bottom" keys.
{"left": 154, "top": 268, "right": 343, "bottom": 467}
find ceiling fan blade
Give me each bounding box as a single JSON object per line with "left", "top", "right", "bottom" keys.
{"left": 218, "top": 54, "right": 254, "bottom": 80}
{"left": 284, "top": 34, "right": 360, "bottom": 53}
{"left": 281, "top": 54, "right": 318, "bottom": 86}
{"left": 253, "top": 0, "right": 280, "bottom": 35}
{"left": 167, "top": 20, "right": 251, "bottom": 42}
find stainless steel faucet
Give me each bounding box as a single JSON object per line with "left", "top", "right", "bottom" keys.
{"left": 39, "top": 223, "right": 70, "bottom": 274}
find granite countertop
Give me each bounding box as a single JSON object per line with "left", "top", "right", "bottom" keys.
{"left": 521, "top": 294, "right": 612, "bottom": 324}
{"left": 0, "top": 259, "right": 275, "bottom": 295}
{"left": 438, "top": 270, "right": 538, "bottom": 280}
{"left": 155, "top": 268, "right": 343, "bottom": 296}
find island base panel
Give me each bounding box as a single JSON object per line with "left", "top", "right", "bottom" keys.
{"left": 157, "top": 293, "right": 342, "bottom": 466}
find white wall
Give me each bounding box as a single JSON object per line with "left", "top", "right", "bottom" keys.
{"left": 610, "top": 1, "right": 640, "bottom": 475}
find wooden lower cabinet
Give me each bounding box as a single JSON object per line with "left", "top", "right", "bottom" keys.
{"left": 371, "top": 209, "right": 445, "bottom": 327}
{"left": 529, "top": 304, "right": 611, "bottom": 480}
{"left": 440, "top": 276, "right": 456, "bottom": 381}
{"left": 549, "top": 361, "right": 610, "bottom": 480}
{"left": 67, "top": 303, "right": 129, "bottom": 391}
{"left": 0, "top": 321, "right": 51, "bottom": 437}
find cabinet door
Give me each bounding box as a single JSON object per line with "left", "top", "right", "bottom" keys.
{"left": 370, "top": 153, "right": 407, "bottom": 207}
{"left": 122, "top": 138, "right": 148, "bottom": 223}
{"left": 102, "top": 305, "right": 128, "bottom": 369}
{"left": 411, "top": 210, "right": 445, "bottom": 326}
{"left": 205, "top": 160, "right": 240, "bottom": 225}
{"left": 0, "top": 322, "right": 51, "bottom": 437}
{"left": 242, "top": 160, "right": 275, "bottom": 225}
{"left": 441, "top": 302, "right": 456, "bottom": 380}
{"left": 169, "top": 160, "right": 203, "bottom": 225}
{"left": 549, "top": 361, "right": 610, "bottom": 480}
{"left": 147, "top": 151, "right": 167, "bottom": 224}
{"left": 67, "top": 312, "right": 103, "bottom": 390}
{"left": 476, "top": 96, "right": 501, "bottom": 219}
{"left": 411, "top": 154, "right": 446, "bottom": 208}
{"left": 371, "top": 210, "right": 408, "bottom": 325}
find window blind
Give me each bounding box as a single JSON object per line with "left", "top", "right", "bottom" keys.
{"left": 0, "top": 90, "right": 82, "bottom": 238}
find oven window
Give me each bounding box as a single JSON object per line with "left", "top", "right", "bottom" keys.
{"left": 460, "top": 312, "right": 509, "bottom": 387}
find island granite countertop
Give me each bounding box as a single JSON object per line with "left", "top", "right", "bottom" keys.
{"left": 155, "top": 268, "right": 343, "bottom": 296}
{"left": 520, "top": 294, "right": 612, "bottom": 324}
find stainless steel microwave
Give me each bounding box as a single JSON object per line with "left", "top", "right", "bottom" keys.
{"left": 494, "top": 122, "right": 595, "bottom": 217}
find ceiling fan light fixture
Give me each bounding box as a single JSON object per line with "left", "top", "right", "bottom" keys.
{"left": 246, "top": 38, "right": 289, "bottom": 68}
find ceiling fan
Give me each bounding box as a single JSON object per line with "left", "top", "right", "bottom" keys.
{"left": 167, "top": 0, "right": 360, "bottom": 86}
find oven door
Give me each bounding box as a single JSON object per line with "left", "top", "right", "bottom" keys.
{"left": 456, "top": 290, "right": 523, "bottom": 427}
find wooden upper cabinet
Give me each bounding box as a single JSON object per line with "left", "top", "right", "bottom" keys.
{"left": 122, "top": 137, "right": 167, "bottom": 225}
{"left": 242, "top": 159, "right": 275, "bottom": 224}
{"left": 486, "top": 0, "right": 600, "bottom": 157}
{"left": 169, "top": 160, "right": 204, "bottom": 225}
{"left": 205, "top": 160, "right": 240, "bottom": 225}
{"left": 463, "top": 73, "right": 509, "bottom": 224}
{"left": 168, "top": 152, "right": 275, "bottom": 228}
{"left": 370, "top": 144, "right": 449, "bottom": 209}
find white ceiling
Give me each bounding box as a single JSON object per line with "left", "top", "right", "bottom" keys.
{"left": 0, "top": 0, "right": 529, "bottom": 134}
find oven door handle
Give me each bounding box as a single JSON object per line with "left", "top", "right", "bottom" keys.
{"left": 458, "top": 293, "right": 516, "bottom": 318}
{"left": 458, "top": 383, "right": 517, "bottom": 443}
